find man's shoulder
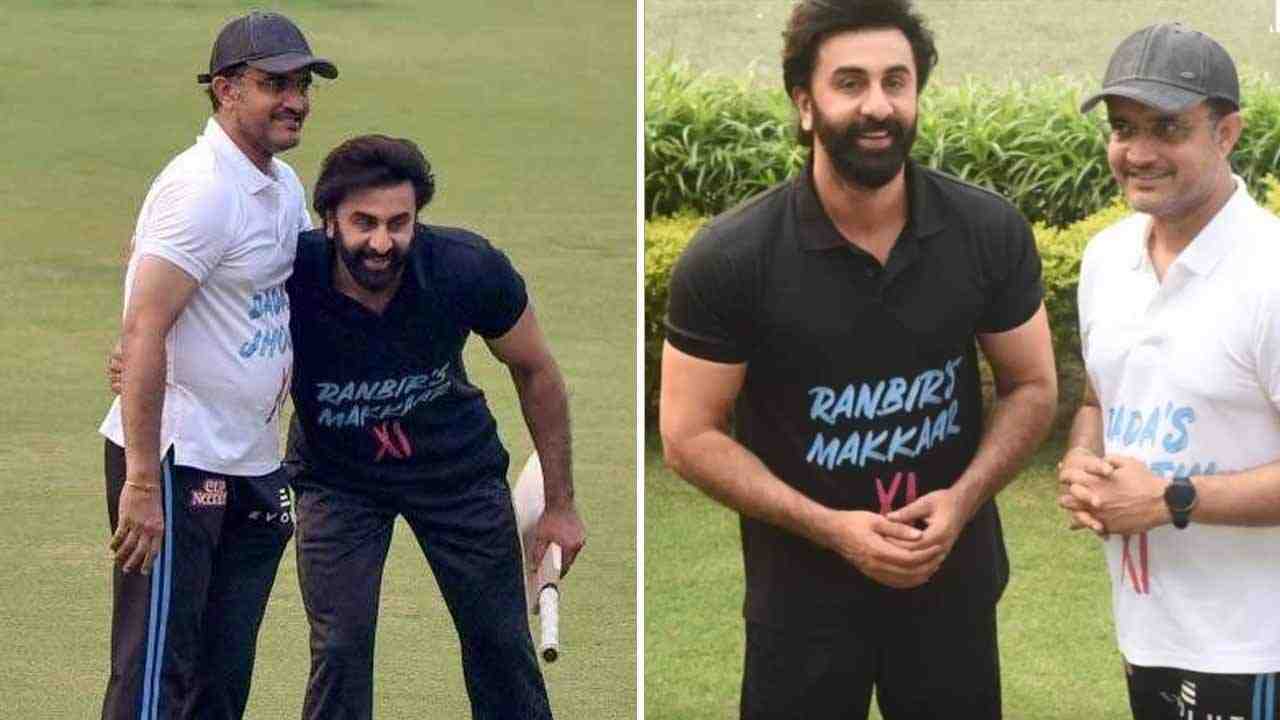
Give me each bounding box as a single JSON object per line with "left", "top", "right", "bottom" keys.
{"left": 143, "top": 143, "right": 238, "bottom": 230}
{"left": 1221, "top": 201, "right": 1280, "bottom": 289}
{"left": 691, "top": 179, "right": 794, "bottom": 257}
{"left": 1081, "top": 212, "right": 1146, "bottom": 268}
{"left": 1236, "top": 198, "right": 1280, "bottom": 252}
{"left": 295, "top": 227, "right": 328, "bottom": 259}
{"left": 289, "top": 229, "right": 329, "bottom": 289}
{"left": 271, "top": 157, "right": 306, "bottom": 195}
{"left": 1091, "top": 211, "right": 1147, "bottom": 242}
{"left": 916, "top": 165, "right": 1022, "bottom": 223}
{"left": 418, "top": 223, "right": 497, "bottom": 260}
{"left": 152, "top": 141, "right": 227, "bottom": 198}
{"left": 415, "top": 224, "right": 510, "bottom": 282}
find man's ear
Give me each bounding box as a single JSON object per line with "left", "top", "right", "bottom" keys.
{"left": 324, "top": 214, "right": 336, "bottom": 239}
{"left": 1215, "top": 110, "right": 1244, "bottom": 158}
{"left": 212, "top": 75, "right": 241, "bottom": 108}
{"left": 791, "top": 86, "right": 814, "bottom": 134}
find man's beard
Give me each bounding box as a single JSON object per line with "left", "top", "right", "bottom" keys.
{"left": 334, "top": 225, "right": 407, "bottom": 293}
{"left": 813, "top": 106, "right": 916, "bottom": 189}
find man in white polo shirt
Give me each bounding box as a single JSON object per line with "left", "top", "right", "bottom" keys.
{"left": 97, "top": 11, "right": 336, "bottom": 720}
{"left": 1059, "top": 23, "right": 1280, "bottom": 719}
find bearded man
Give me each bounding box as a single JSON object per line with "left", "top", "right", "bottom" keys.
{"left": 658, "top": 1, "right": 1057, "bottom": 717}
{"left": 284, "top": 135, "right": 583, "bottom": 720}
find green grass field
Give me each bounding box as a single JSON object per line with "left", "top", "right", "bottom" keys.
{"left": 644, "top": 436, "right": 1123, "bottom": 719}
{"left": 643, "top": 1, "right": 1278, "bottom": 718}
{"left": 1, "top": 1, "right": 635, "bottom": 717}
{"left": 646, "top": 0, "right": 1280, "bottom": 85}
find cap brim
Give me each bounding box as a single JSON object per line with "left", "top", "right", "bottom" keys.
{"left": 1079, "top": 80, "right": 1205, "bottom": 114}
{"left": 248, "top": 52, "right": 338, "bottom": 79}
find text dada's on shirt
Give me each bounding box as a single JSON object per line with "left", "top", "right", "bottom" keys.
{"left": 1079, "top": 177, "right": 1280, "bottom": 673}
{"left": 100, "top": 118, "right": 310, "bottom": 476}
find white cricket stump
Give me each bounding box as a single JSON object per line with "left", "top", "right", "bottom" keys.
{"left": 512, "top": 452, "right": 562, "bottom": 662}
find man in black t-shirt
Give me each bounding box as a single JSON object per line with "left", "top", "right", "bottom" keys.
{"left": 283, "top": 135, "right": 585, "bottom": 720}
{"left": 659, "top": 2, "right": 1056, "bottom": 718}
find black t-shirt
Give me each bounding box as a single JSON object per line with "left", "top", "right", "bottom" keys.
{"left": 285, "top": 224, "right": 527, "bottom": 491}
{"left": 665, "top": 161, "right": 1043, "bottom": 629}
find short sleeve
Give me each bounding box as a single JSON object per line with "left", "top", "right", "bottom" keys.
{"left": 297, "top": 195, "right": 314, "bottom": 234}
{"left": 1077, "top": 235, "right": 1102, "bottom": 359}
{"left": 135, "top": 174, "right": 235, "bottom": 284}
{"left": 664, "top": 226, "right": 754, "bottom": 363}
{"left": 1254, "top": 283, "right": 1280, "bottom": 410}
{"left": 290, "top": 171, "right": 314, "bottom": 233}
{"left": 976, "top": 207, "right": 1044, "bottom": 334}
{"left": 461, "top": 244, "right": 528, "bottom": 339}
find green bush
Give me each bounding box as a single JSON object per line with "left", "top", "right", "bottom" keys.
{"left": 1035, "top": 197, "right": 1132, "bottom": 358}
{"left": 645, "top": 61, "right": 803, "bottom": 220}
{"left": 645, "top": 60, "right": 1280, "bottom": 228}
{"left": 913, "top": 78, "right": 1111, "bottom": 228}
{"left": 644, "top": 213, "right": 706, "bottom": 424}
{"left": 644, "top": 177, "right": 1280, "bottom": 422}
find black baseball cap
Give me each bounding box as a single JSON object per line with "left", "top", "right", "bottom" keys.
{"left": 1080, "top": 22, "right": 1239, "bottom": 114}
{"left": 197, "top": 11, "right": 338, "bottom": 84}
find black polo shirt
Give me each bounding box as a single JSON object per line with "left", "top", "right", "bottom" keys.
{"left": 665, "top": 160, "right": 1042, "bottom": 629}
{"left": 285, "top": 224, "right": 526, "bottom": 492}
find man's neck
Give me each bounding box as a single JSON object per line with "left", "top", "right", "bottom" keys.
{"left": 812, "top": 152, "right": 908, "bottom": 265}
{"left": 332, "top": 256, "right": 402, "bottom": 316}
{"left": 213, "top": 115, "right": 274, "bottom": 176}
{"left": 1148, "top": 172, "right": 1236, "bottom": 265}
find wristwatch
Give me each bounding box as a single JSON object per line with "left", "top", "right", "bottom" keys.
{"left": 1163, "top": 476, "right": 1197, "bottom": 529}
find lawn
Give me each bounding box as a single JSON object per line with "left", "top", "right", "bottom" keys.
{"left": 644, "top": 434, "right": 1126, "bottom": 719}
{"left": 0, "top": 1, "right": 635, "bottom": 717}
{"left": 641, "top": 1, "right": 1279, "bottom": 717}
{"left": 645, "top": 0, "right": 1280, "bottom": 85}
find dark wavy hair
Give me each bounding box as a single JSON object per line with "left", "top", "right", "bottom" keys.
{"left": 782, "top": 0, "right": 938, "bottom": 145}
{"left": 313, "top": 135, "right": 436, "bottom": 224}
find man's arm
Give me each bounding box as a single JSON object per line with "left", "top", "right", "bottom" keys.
{"left": 1062, "top": 363, "right": 1280, "bottom": 532}
{"left": 1180, "top": 466, "right": 1280, "bottom": 525}
{"left": 485, "top": 304, "right": 585, "bottom": 575}
{"left": 888, "top": 305, "right": 1058, "bottom": 554}
{"left": 113, "top": 256, "right": 199, "bottom": 575}
{"left": 659, "top": 342, "right": 946, "bottom": 589}
{"left": 1065, "top": 377, "right": 1105, "bottom": 457}
{"left": 1066, "top": 456, "right": 1280, "bottom": 534}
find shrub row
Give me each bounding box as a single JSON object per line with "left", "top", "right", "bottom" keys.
{"left": 645, "top": 62, "right": 803, "bottom": 222}
{"left": 645, "top": 60, "right": 1280, "bottom": 228}
{"left": 643, "top": 213, "right": 705, "bottom": 424}
{"left": 643, "top": 179, "right": 1280, "bottom": 423}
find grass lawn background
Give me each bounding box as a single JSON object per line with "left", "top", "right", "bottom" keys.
{"left": 644, "top": 1, "right": 1279, "bottom": 718}
{"left": 646, "top": 0, "right": 1280, "bottom": 85}
{"left": 1, "top": 1, "right": 635, "bottom": 717}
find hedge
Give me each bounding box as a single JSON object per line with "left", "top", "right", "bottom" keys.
{"left": 644, "top": 213, "right": 706, "bottom": 423}
{"left": 644, "top": 178, "right": 1280, "bottom": 423}
{"left": 645, "top": 60, "right": 1280, "bottom": 228}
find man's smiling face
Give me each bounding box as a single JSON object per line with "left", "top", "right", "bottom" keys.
{"left": 1105, "top": 96, "right": 1236, "bottom": 221}
{"left": 796, "top": 27, "right": 919, "bottom": 189}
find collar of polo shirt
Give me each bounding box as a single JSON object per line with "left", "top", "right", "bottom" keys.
{"left": 1128, "top": 176, "right": 1250, "bottom": 277}
{"left": 793, "top": 158, "right": 946, "bottom": 253}
{"left": 202, "top": 117, "right": 279, "bottom": 194}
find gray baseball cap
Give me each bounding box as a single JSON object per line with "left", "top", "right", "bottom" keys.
{"left": 197, "top": 11, "right": 338, "bottom": 84}
{"left": 1080, "top": 22, "right": 1239, "bottom": 114}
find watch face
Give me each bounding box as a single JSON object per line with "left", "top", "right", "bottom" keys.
{"left": 1165, "top": 477, "right": 1196, "bottom": 511}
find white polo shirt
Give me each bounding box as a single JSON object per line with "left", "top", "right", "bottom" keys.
{"left": 1079, "top": 177, "right": 1280, "bottom": 673}
{"left": 100, "top": 117, "right": 310, "bottom": 476}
